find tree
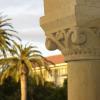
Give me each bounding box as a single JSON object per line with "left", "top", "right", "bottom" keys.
{"left": 0, "top": 14, "right": 20, "bottom": 57}
{"left": 0, "top": 43, "right": 52, "bottom": 100}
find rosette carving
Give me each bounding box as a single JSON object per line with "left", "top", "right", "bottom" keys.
{"left": 70, "top": 28, "right": 87, "bottom": 45}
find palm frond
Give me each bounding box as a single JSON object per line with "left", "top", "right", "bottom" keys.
{"left": 0, "top": 14, "right": 20, "bottom": 56}
{"left": 0, "top": 42, "right": 54, "bottom": 86}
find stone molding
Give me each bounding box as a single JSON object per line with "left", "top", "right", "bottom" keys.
{"left": 45, "top": 27, "right": 100, "bottom": 61}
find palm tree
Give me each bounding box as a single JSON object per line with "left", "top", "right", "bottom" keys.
{"left": 0, "top": 42, "right": 52, "bottom": 100}
{"left": 0, "top": 14, "right": 20, "bottom": 57}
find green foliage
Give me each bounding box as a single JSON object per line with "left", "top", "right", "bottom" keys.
{"left": 28, "top": 78, "right": 67, "bottom": 100}
{"left": 0, "top": 77, "right": 67, "bottom": 100}
{"left": 0, "top": 77, "right": 20, "bottom": 100}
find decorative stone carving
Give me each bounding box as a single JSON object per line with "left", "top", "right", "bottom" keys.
{"left": 90, "top": 27, "right": 100, "bottom": 37}
{"left": 45, "top": 27, "right": 100, "bottom": 61}
{"left": 45, "top": 38, "right": 57, "bottom": 50}
{"left": 70, "top": 27, "right": 87, "bottom": 45}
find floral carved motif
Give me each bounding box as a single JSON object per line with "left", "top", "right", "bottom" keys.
{"left": 45, "top": 27, "right": 100, "bottom": 60}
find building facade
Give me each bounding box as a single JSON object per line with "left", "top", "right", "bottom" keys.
{"left": 35, "top": 55, "right": 67, "bottom": 86}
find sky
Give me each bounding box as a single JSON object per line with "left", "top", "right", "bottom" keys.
{"left": 0, "top": 0, "right": 61, "bottom": 56}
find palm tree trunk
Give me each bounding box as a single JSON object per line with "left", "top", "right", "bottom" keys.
{"left": 20, "top": 74, "right": 27, "bottom": 100}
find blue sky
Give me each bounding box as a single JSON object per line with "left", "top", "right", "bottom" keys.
{"left": 0, "top": 0, "right": 61, "bottom": 56}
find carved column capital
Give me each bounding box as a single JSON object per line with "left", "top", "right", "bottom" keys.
{"left": 45, "top": 27, "right": 100, "bottom": 61}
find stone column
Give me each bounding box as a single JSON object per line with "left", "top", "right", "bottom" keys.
{"left": 40, "top": 0, "right": 100, "bottom": 100}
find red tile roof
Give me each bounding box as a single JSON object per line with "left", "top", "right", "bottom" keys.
{"left": 46, "top": 55, "right": 64, "bottom": 64}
